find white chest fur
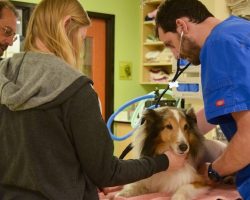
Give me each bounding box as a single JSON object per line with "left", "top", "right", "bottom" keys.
{"left": 142, "top": 163, "right": 198, "bottom": 193}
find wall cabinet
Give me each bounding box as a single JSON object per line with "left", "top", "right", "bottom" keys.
{"left": 141, "top": 0, "right": 174, "bottom": 85}
{"left": 141, "top": 0, "right": 202, "bottom": 100}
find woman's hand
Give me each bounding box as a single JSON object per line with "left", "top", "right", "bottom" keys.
{"left": 164, "top": 150, "right": 187, "bottom": 171}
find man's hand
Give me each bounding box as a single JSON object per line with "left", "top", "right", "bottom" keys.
{"left": 198, "top": 162, "right": 219, "bottom": 186}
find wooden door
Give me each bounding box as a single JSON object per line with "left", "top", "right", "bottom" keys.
{"left": 84, "top": 18, "right": 106, "bottom": 119}
{"left": 83, "top": 12, "right": 114, "bottom": 121}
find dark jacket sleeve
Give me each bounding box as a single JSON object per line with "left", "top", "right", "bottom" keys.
{"left": 65, "top": 82, "right": 169, "bottom": 187}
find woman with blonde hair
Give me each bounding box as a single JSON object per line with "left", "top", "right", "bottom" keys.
{"left": 0, "top": 0, "right": 186, "bottom": 199}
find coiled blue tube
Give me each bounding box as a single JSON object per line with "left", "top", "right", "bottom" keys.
{"left": 107, "top": 94, "right": 155, "bottom": 141}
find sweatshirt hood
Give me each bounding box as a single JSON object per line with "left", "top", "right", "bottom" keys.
{"left": 0, "top": 52, "right": 83, "bottom": 111}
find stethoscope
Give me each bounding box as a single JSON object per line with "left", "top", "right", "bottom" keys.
{"left": 107, "top": 31, "right": 191, "bottom": 158}
{"left": 155, "top": 31, "right": 191, "bottom": 107}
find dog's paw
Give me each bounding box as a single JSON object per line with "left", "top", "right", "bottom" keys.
{"left": 115, "top": 185, "right": 138, "bottom": 198}
{"left": 171, "top": 193, "right": 187, "bottom": 200}
{"left": 115, "top": 189, "right": 133, "bottom": 198}
{"left": 115, "top": 183, "right": 148, "bottom": 198}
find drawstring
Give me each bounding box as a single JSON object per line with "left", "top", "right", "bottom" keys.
{"left": 12, "top": 52, "right": 27, "bottom": 84}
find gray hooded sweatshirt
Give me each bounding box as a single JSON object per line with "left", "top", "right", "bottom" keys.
{"left": 0, "top": 52, "right": 168, "bottom": 200}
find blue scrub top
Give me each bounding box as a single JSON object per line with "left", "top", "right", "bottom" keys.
{"left": 200, "top": 16, "right": 250, "bottom": 199}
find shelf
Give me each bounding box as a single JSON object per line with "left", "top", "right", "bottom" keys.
{"left": 144, "top": 41, "right": 163, "bottom": 46}
{"left": 140, "top": 81, "right": 168, "bottom": 85}
{"left": 141, "top": 0, "right": 174, "bottom": 86}
{"left": 143, "top": 21, "right": 155, "bottom": 25}
{"left": 143, "top": 62, "right": 172, "bottom": 66}
{"left": 144, "top": 0, "right": 162, "bottom": 5}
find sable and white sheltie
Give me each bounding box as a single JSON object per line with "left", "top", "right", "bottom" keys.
{"left": 116, "top": 106, "right": 225, "bottom": 200}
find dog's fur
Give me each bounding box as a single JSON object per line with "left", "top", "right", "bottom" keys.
{"left": 116, "top": 106, "right": 211, "bottom": 200}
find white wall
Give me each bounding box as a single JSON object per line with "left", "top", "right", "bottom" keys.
{"left": 201, "top": 0, "right": 230, "bottom": 20}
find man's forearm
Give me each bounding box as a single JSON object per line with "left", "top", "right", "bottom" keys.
{"left": 213, "top": 130, "right": 250, "bottom": 176}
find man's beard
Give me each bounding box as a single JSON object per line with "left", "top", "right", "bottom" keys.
{"left": 180, "top": 36, "right": 201, "bottom": 65}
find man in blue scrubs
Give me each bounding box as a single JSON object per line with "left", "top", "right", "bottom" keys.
{"left": 155, "top": 0, "right": 250, "bottom": 198}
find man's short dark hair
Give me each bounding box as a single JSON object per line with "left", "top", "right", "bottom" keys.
{"left": 0, "top": 0, "right": 18, "bottom": 19}
{"left": 155, "top": 0, "right": 213, "bottom": 35}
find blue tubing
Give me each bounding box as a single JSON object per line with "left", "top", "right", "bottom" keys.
{"left": 107, "top": 94, "right": 155, "bottom": 141}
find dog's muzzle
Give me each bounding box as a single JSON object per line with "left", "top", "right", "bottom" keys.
{"left": 178, "top": 143, "right": 189, "bottom": 154}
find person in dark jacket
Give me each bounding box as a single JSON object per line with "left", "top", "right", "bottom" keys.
{"left": 0, "top": 0, "right": 186, "bottom": 199}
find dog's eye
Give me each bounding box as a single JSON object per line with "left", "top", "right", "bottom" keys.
{"left": 165, "top": 124, "right": 173, "bottom": 130}
{"left": 184, "top": 124, "right": 189, "bottom": 130}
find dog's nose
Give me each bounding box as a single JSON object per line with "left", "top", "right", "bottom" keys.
{"left": 178, "top": 143, "right": 188, "bottom": 152}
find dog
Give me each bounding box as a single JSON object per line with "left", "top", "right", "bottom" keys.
{"left": 116, "top": 106, "right": 221, "bottom": 200}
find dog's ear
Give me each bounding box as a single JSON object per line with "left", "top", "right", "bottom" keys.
{"left": 143, "top": 109, "right": 161, "bottom": 127}
{"left": 184, "top": 108, "right": 204, "bottom": 160}
{"left": 141, "top": 109, "right": 163, "bottom": 157}
{"left": 143, "top": 109, "right": 156, "bottom": 120}
{"left": 139, "top": 109, "right": 156, "bottom": 125}
{"left": 185, "top": 107, "right": 197, "bottom": 124}
{"left": 140, "top": 117, "right": 146, "bottom": 125}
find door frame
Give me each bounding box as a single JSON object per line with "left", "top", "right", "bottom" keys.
{"left": 11, "top": 1, "right": 35, "bottom": 37}
{"left": 87, "top": 11, "right": 115, "bottom": 121}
